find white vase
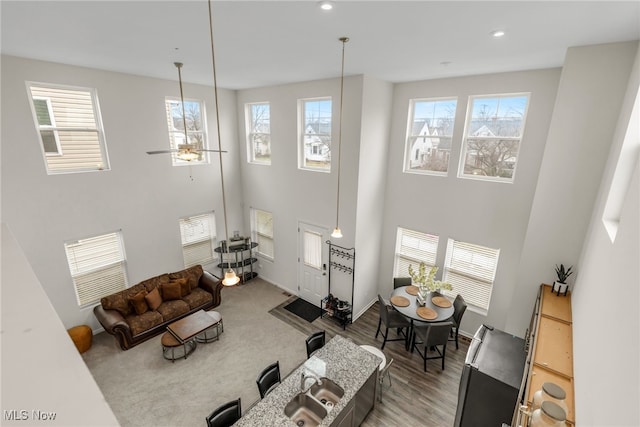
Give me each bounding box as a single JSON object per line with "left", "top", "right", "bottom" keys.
{"left": 552, "top": 281, "right": 568, "bottom": 296}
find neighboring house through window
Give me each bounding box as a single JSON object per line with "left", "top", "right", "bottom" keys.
{"left": 393, "top": 227, "right": 439, "bottom": 278}
{"left": 405, "top": 98, "right": 457, "bottom": 175}
{"left": 442, "top": 238, "right": 500, "bottom": 313}
{"left": 251, "top": 208, "right": 274, "bottom": 260}
{"left": 28, "top": 82, "right": 110, "bottom": 174}
{"left": 64, "top": 231, "right": 128, "bottom": 307}
{"left": 459, "top": 93, "right": 530, "bottom": 181}
{"left": 179, "top": 212, "right": 216, "bottom": 268}
{"left": 165, "top": 97, "right": 208, "bottom": 165}
{"left": 247, "top": 102, "right": 271, "bottom": 164}
{"left": 299, "top": 97, "right": 332, "bottom": 172}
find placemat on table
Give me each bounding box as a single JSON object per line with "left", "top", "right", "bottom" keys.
{"left": 416, "top": 307, "right": 437, "bottom": 320}
{"left": 405, "top": 285, "right": 419, "bottom": 296}
{"left": 390, "top": 295, "right": 410, "bottom": 307}
{"left": 432, "top": 296, "right": 452, "bottom": 308}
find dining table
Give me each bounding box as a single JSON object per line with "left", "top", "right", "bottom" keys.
{"left": 389, "top": 286, "right": 455, "bottom": 350}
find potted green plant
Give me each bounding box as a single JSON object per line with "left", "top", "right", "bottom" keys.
{"left": 553, "top": 264, "right": 573, "bottom": 296}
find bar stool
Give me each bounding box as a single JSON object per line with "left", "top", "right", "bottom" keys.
{"left": 196, "top": 311, "right": 224, "bottom": 343}
{"left": 161, "top": 332, "right": 196, "bottom": 362}
{"left": 359, "top": 345, "right": 392, "bottom": 402}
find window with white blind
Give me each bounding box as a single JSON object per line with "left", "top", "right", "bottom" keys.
{"left": 28, "top": 82, "right": 110, "bottom": 174}
{"left": 459, "top": 93, "right": 529, "bottom": 181}
{"left": 299, "top": 97, "right": 332, "bottom": 172}
{"left": 179, "top": 212, "right": 216, "bottom": 268}
{"left": 251, "top": 208, "right": 274, "bottom": 260}
{"left": 64, "top": 231, "right": 128, "bottom": 307}
{"left": 442, "top": 238, "right": 500, "bottom": 312}
{"left": 393, "top": 227, "right": 439, "bottom": 278}
{"left": 303, "top": 230, "right": 323, "bottom": 269}
{"left": 405, "top": 97, "right": 457, "bottom": 175}
{"left": 165, "top": 97, "right": 208, "bottom": 166}
{"left": 247, "top": 102, "right": 271, "bottom": 165}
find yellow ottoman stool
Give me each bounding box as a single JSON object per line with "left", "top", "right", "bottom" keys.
{"left": 67, "top": 325, "right": 92, "bottom": 353}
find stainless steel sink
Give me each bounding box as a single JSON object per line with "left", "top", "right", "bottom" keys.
{"left": 309, "top": 378, "right": 345, "bottom": 406}
{"left": 284, "top": 393, "right": 327, "bottom": 427}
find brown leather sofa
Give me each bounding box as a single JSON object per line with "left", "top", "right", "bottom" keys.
{"left": 93, "top": 265, "right": 222, "bottom": 350}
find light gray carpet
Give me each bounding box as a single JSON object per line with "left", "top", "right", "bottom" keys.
{"left": 83, "top": 278, "right": 308, "bottom": 427}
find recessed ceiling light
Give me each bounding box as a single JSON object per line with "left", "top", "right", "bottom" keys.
{"left": 491, "top": 29, "right": 506, "bottom": 38}
{"left": 318, "top": 1, "right": 334, "bottom": 11}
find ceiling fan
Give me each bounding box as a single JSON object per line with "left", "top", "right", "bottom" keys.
{"left": 146, "top": 62, "right": 226, "bottom": 161}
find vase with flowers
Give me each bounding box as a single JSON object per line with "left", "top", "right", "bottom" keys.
{"left": 408, "top": 262, "right": 453, "bottom": 306}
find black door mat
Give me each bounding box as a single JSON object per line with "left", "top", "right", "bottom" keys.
{"left": 283, "top": 298, "right": 321, "bottom": 323}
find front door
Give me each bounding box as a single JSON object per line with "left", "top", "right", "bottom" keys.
{"left": 297, "top": 221, "right": 328, "bottom": 305}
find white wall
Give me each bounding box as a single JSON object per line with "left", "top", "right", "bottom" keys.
{"left": 378, "top": 68, "right": 561, "bottom": 336}
{"left": 571, "top": 43, "right": 639, "bottom": 426}
{"left": 0, "top": 55, "right": 242, "bottom": 331}
{"left": 506, "top": 41, "right": 639, "bottom": 337}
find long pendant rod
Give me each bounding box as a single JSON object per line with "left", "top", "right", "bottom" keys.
{"left": 334, "top": 37, "right": 348, "bottom": 233}
{"left": 175, "top": 62, "right": 189, "bottom": 144}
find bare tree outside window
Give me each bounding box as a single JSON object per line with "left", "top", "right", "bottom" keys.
{"left": 165, "top": 98, "right": 208, "bottom": 165}
{"left": 461, "top": 94, "right": 529, "bottom": 181}
{"left": 301, "top": 98, "right": 332, "bottom": 171}
{"left": 248, "top": 102, "right": 271, "bottom": 164}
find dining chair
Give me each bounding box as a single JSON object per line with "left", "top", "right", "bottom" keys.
{"left": 205, "top": 398, "right": 241, "bottom": 427}
{"left": 375, "top": 294, "right": 411, "bottom": 350}
{"left": 393, "top": 277, "right": 412, "bottom": 289}
{"left": 256, "top": 361, "right": 281, "bottom": 399}
{"left": 449, "top": 294, "right": 468, "bottom": 349}
{"left": 306, "top": 330, "right": 326, "bottom": 359}
{"left": 378, "top": 357, "right": 394, "bottom": 402}
{"left": 411, "top": 321, "right": 453, "bottom": 372}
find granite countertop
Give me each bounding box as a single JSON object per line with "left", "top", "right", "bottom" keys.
{"left": 234, "top": 334, "right": 381, "bottom": 427}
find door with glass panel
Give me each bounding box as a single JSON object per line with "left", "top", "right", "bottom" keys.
{"left": 297, "top": 222, "right": 328, "bottom": 305}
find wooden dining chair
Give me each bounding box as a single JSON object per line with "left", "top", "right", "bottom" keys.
{"left": 411, "top": 321, "right": 453, "bottom": 372}
{"left": 256, "top": 361, "right": 281, "bottom": 399}
{"left": 205, "top": 398, "right": 241, "bottom": 427}
{"left": 375, "top": 294, "right": 411, "bottom": 350}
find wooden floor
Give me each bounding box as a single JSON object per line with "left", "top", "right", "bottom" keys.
{"left": 270, "top": 296, "right": 470, "bottom": 427}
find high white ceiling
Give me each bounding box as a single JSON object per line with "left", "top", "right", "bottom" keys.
{"left": 2, "top": 1, "right": 639, "bottom": 90}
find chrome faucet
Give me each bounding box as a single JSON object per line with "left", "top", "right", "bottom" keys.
{"left": 300, "top": 371, "right": 322, "bottom": 392}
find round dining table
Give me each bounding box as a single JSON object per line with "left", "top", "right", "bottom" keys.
{"left": 390, "top": 286, "right": 455, "bottom": 350}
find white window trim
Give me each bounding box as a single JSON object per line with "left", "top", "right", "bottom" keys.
{"left": 298, "top": 97, "right": 332, "bottom": 173}
{"left": 457, "top": 92, "right": 530, "bottom": 183}
{"left": 246, "top": 102, "right": 271, "bottom": 165}
{"left": 64, "top": 231, "right": 128, "bottom": 308}
{"left": 165, "top": 96, "right": 210, "bottom": 167}
{"left": 27, "top": 81, "right": 110, "bottom": 174}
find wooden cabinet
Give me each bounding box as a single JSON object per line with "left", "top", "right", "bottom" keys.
{"left": 516, "top": 284, "right": 575, "bottom": 426}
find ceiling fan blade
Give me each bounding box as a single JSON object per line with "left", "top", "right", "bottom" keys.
{"left": 146, "top": 150, "right": 178, "bottom": 155}
{"left": 200, "top": 149, "right": 228, "bottom": 153}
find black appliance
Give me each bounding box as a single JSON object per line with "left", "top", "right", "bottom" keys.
{"left": 454, "top": 324, "right": 526, "bottom": 427}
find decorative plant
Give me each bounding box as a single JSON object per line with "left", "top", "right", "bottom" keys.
{"left": 408, "top": 262, "right": 453, "bottom": 293}
{"left": 554, "top": 264, "right": 573, "bottom": 284}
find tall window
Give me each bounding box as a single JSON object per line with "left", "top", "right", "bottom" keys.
{"left": 28, "top": 82, "right": 109, "bottom": 174}
{"left": 251, "top": 208, "right": 274, "bottom": 260}
{"left": 247, "top": 102, "right": 271, "bottom": 164}
{"left": 405, "top": 98, "right": 457, "bottom": 175}
{"left": 179, "top": 212, "right": 216, "bottom": 268}
{"left": 64, "top": 231, "right": 128, "bottom": 307}
{"left": 393, "top": 227, "right": 439, "bottom": 278}
{"left": 300, "top": 97, "right": 332, "bottom": 172}
{"left": 442, "top": 238, "right": 500, "bottom": 312}
{"left": 165, "top": 97, "right": 208, "bottom": 165}
{"left": 460, "top": 93, "right": 529, "bottom": 181}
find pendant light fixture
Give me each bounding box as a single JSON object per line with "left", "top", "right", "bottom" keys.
{"left": 331, "top": 36, "right": 349, "bottom": 239}
{"left": 173, "top": 62, "right": 200, "bottom": 162}
{"left": 207, "top": 0, "right": 239, "bottom": 286}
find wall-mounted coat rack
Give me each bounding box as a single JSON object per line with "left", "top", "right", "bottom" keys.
{"left": 322, "top": 241, "right": 355, "bottom": 329}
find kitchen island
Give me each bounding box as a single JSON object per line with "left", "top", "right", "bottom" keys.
{"left": 234, "top": 334, "right": 381, "bottom": 427}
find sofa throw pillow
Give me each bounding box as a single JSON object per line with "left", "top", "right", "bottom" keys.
{"left": 129, "top": 290, "right": 149, "bottom": 315}
{"left": 172, "top": 278, "right": 190, "bottom": 297}
{"left": 145, "top": 287, "right": 163, "bottom": 310}
{"left": 161, "top": 281, "right": 182, "bottom": 301}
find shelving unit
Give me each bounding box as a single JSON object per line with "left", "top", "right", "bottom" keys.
{"left": 214, "top": 241, "right": 259, "bottom": 283}
{"left": 321, "top": 241, "right": 355, "bottom": 330}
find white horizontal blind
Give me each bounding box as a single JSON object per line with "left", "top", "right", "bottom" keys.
{"left": 64, "top": 232, "right": 128, "bottom": 306}
{"left": 394, "top": 227, "right": 439, "bottom": 277}
{"left": 254, "top": 209, "right": 274, "bottom": 259}
{"left": 179, "top": 213, "right": 216, "bottom": 268}
{"left": 303, "top": 230, "right": 322, "bottom": 269}
{"left": 29, "top": 83, "right": 108, "bottom": 173}
{"left": 443, "top": 238, "right": 500, "bottom": 311}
